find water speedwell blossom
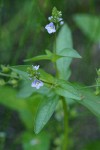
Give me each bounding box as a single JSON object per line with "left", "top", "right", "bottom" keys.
{"left": 60, "top": 21, "right": 64, "bottom": 25}
{"left": 32, "top": 65, "right": 39, "bottom": 70}
{"left": 45, "top": 22, "right": 56, "bottom": 34}
{"left": 31, "top": 79, "right": 43, "bottom": 89}
{"left": 58, "top": 18, "right": 63, "bottom": 21}
{"left": 48, "top": 16, "right": 53, "bottom": 21}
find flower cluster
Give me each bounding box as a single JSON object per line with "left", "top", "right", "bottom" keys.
{"left": 45, "top": 7, "right": 64, "bottom": 34}
{"left": 27, "top": 65, "right": 43, "bottom": 89}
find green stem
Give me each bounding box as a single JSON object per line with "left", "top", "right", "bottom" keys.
{"left": 54, "top": 32, "right": 56, "bottom": 54}
{"left": 53, "top": 27, "right": 69, "bottom": 149}
{"left": 53, "top": 32, "right": 59, "bottom": 77}
{"left": 61, "top": 97, "right": 69, "bottom": 150}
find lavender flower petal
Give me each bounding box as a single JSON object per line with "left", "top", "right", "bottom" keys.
{"left": 45, "top": 22, "right": 56, "bottom": 34}
{"left": 31, "top": 79, "right": 43, "bottom": 89}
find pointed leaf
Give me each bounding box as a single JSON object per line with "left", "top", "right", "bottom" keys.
{"left": 70, "top": 84, "right": 100, "bottom": 117}
{"left": 58, "top": 48, "right": 81, "bottom": 58}
{"left": 34, "top": 95, "right": 59, "bottom": 134}
{"left": 79, "top": 88, "right": 100, "bottom": 117}
{"left": 56, "top": 24, "right": 73, "bottom": 80}
{"left": 24, "top": 55, "right": 51, "bottom": 62}
{"left": 55, "top": 79, "right": 81, "bottom": 100}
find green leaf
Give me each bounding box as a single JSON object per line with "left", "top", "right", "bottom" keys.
{"left": 22, "top": 131, "right": 50, "bottom": 150}
{"left": 24, "top": 47, "right": 81, "bottom": 63}
{"left": 58, "top": 48, "right": 81, "bottom": 58}
{"left": 24, "top": 50, "right": 61, "bottom": 63}
{"left": 73, "top": 14, "right": 100, "bottom": 42}
{"left": 24, "top": 50, "right": 52, "bottom": 62}
{"left": 55, "top": 79, "right": 81, "bottom": 100}
{"left": 79, "top": 88, "right": 100, "bottom": 117}
{"left": 39, "top": 69, "right": 55, "bottom": 84}
{"left": 24, "top": 55, "right": 51, "bottom": 62}
{"left": 56, "top": 24, "right": 73, "bottom": 80}
{"left": 70, "top": 84, "right": 100, "bottom": 117}
{"left": 34, "top": 94, "right": 59, "bottom": 134}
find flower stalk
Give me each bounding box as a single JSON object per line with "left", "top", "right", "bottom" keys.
{"left": 61, "top": 97, "right": 69, "bottom": 150}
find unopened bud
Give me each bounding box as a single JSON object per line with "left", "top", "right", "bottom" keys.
{"left": 1, "top": 65, "right": 10, "bottom": 73}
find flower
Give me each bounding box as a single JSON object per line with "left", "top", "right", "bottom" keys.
{"left": 60, "top": 21, "right": 64, "bottom": 25}
{"left": 48, "top": 16, "right": 53, "bottom": 21}
{"left": 45, "top": 22, "right": 56, "bottom": 34}
{"left": 31, "top": 79, "right": 43, "bottom": 89}
{"left": 32, "top": 65, "right": 39, "bottom": 70}
{"left": 58, "top": 17, "right": 63, "bottom": 21}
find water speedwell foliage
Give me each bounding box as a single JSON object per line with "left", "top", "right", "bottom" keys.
{"left": 0, "top": 6, "right": 100, "bottom": 150}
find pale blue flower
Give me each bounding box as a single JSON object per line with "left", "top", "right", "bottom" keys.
{"left": 60, "top": 21, "right": 64, "bottom": 25}
{"left": 31, "top": 79, "right": 43, "bottom": 89}
{"left": 58, "top": 18, "right": 63, "bottom": 21}
{"left": 48, "top": 16, "right": 53, "bottom": 21}
{"left": 45, "top": 22, "right": 56, "bottom": 34}
{"left": 32, "top": 65, "right": 39, "bottom": 70}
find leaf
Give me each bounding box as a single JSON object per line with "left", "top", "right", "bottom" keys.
{"left": 79, "top": 88, "right": 100, "bottom": 117}
{"left": 22, "top": 131, "right": 50, "bottom": 150}
{"left": 39, "top": 69, "right": 55, "bottom": 84}
{"left": 24, "top": 50, "right": 52, "bottom": 62}
{"left": 55, "top": 79, "right": 81, "bottom": 100}
{"left": 24, "top": 47, "right": 81, "bottom": 63}
{"left": 34, "top": 94, "right": 59, "bottom": 134}
{"left": 24, "top": 50, "right": 61, "bottom": 63}
{"left": 24, "top": 55, "right": 51, "bottom": 62}
{"left": 73, "top": 14, "right": 100, "bottom": 42}
{"left": 56, "top": 24, "right": 73, "bottom": 80}
{"left": 71, "top": 84, "right": 100, "bottom": 117}
{"left": 58, "top": 48, "right": 81, "bottom": 58}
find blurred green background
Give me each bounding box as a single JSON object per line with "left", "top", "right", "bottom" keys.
{"left": 0, "top": 0, "right": 100, "bottom": 150}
